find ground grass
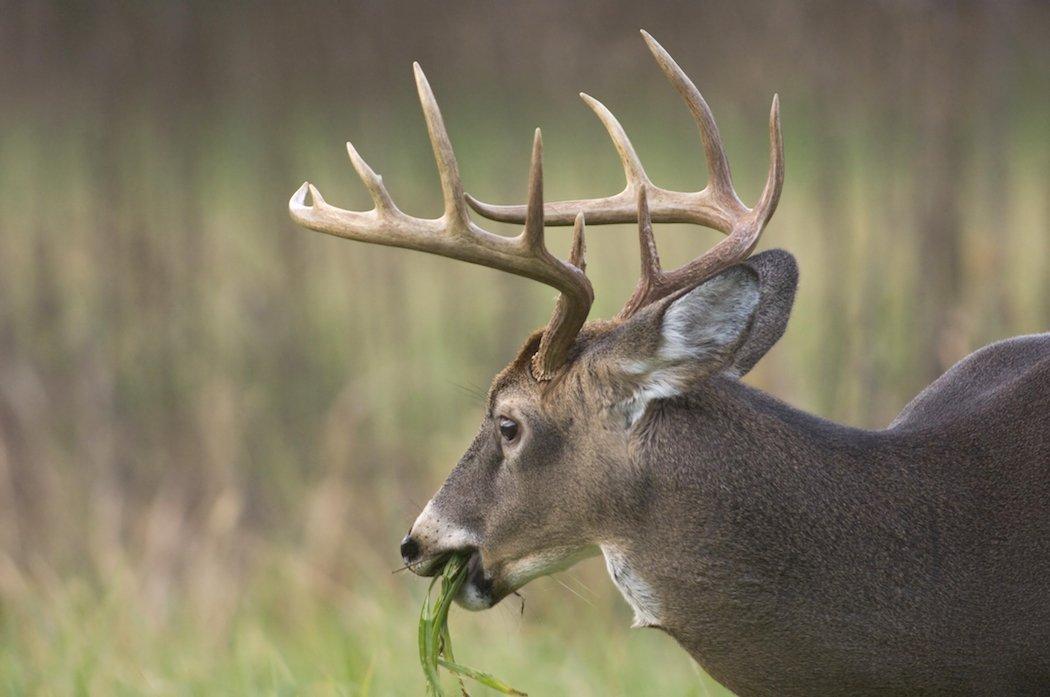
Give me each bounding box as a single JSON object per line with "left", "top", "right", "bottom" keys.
{"left": 0, "top": 549, "right": 732, "bottom": 696}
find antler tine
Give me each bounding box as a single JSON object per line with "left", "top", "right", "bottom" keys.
{"left": 345, "top": 141, "right": 398, "bottom": 214}
{"left": 615, "top": 187, "right": 663, "bottom": 320}
{"left": 639, "top": 29, "right": 734, "bottom": 203}
{"left": 522, "top": 129, "right": 546, "bottom": 253}
{"left": 580, "top": 93, "right": 652, "bottom": 192}
{"left": 568, "top": 211, "right": 586, "bottom": 271}
{"left": 289, "top": 64, "right": 592, "bottom": 380}
{"left": 755, "top": 94, "right": 785, "bottom": 228}
{"left": 534, "top": 210, "right": 590, "bottom": 379}
{"left": 528, "top": 131, "right": 593, "bottom": 379}
{"left": 413, "top": 62, "right": 471, "bottom": 226}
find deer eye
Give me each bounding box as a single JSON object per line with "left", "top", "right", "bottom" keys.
{"left": 498, "top": 416, "right": 519, "bottom": 442}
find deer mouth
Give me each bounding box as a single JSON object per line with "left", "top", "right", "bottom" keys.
{"left": 455, "top": 551, "right": 498, "bottom": 611}
{"left": 454, "top": 546, "right": 600, "bottom": 611}
{"left": 408, "top": 552, "right": 452, "bottom": 577}
{"left": 407, "top": 549, "right": 500, "bottom": 609}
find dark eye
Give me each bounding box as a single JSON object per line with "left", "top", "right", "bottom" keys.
{"left": 498, "top": 416, "right": 519, "bottom": 442}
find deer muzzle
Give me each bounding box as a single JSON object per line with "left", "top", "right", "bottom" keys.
{"left": 401, "top": 499, "right": 482, "bottom": 577}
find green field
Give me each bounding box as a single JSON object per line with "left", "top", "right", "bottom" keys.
{"left": 0, "top": 3, "right": 1047, "bottom": 695}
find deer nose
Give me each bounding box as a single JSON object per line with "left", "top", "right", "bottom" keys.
{"left": 400, "top": 534, "right": 421, "bottom": 565}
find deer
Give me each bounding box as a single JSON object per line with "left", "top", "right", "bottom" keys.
{"left": 289, "top": 31, "right": 1050, "bottom": 697}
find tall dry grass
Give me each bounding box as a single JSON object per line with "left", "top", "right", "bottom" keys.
{"left": 0, "top": 1, "right": 1047, "bottom": 693}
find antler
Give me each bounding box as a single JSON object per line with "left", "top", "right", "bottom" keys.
{"left": 289, "top": 64, "right": 593, "bottom": 380}
{"left": 467, "top": 31, "right": 784, "bottom": 318}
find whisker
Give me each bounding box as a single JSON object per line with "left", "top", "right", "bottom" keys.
{"left": 551, "top": 574, "right": 595, "bottom": 607}
{"left": 391, "top": 554, "right": 447, "bottom": 574}
{"left": 449, "top": 380, "right": 487, "bottom": 402}
{"left": 564, "top": 572, "right": 597, "bottom": 598}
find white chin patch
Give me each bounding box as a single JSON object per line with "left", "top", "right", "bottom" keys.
{"left": 601, "top": 544, "right": 662, "bottom": 628}
{"left": 502, "top": 552, "right": 559, "bottom": 590}
{"left": 503, "top": 547, "right": 598, "bottom": 591}
{"left": 456, "top": 581, "right": 492, "bottom": 611}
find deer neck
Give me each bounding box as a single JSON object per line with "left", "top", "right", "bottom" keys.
{"left": 600, "top": 375, "right": 891, "bottom": 662}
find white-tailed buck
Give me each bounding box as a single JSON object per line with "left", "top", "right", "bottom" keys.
{"left": 290, "top": 31, "right": 1050, "bottom": 697}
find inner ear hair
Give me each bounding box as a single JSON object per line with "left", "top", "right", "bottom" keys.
{"left": 658, "top": 266, "right": 761, "bottom": 370}
{"left": 601, "top": 267, "right": 760, "bottom": 428}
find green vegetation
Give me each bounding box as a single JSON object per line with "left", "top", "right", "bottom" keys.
{"left": 419, "top": 554, "right": 524, "bottom": 696}
{"left": 0, "top": 550, "right": 731, "bottom": 695}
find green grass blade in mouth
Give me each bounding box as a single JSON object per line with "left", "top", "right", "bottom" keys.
{"left": 419, "top": 574, "right": 443, "bottom": 695}
{"left": 418, "top": 553, "right": 526, "bottom": 696}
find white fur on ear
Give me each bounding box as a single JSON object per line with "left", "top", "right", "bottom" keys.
{"left": 660, "top": 268, "right": 760, "bottom": 368}
{"left": 618, "top": 268, "right": 760, "bottom": 426}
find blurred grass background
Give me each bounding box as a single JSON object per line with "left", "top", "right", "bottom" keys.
{"left": 0, "top": 1, "right": 1048, "bottom": 694}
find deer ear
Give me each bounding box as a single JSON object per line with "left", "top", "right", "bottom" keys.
{"left": 725, "top": 249, "right": 798, "bottom": 377}
{"left": 608, "top": 265, "right": 759, "bottom": 425}
{"left": 606, "top": 250, "right": 797, "bottom": 426}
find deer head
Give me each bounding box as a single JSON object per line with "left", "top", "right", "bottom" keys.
{"left": 289, "top": 31, "right": 785, "bottom": 610}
